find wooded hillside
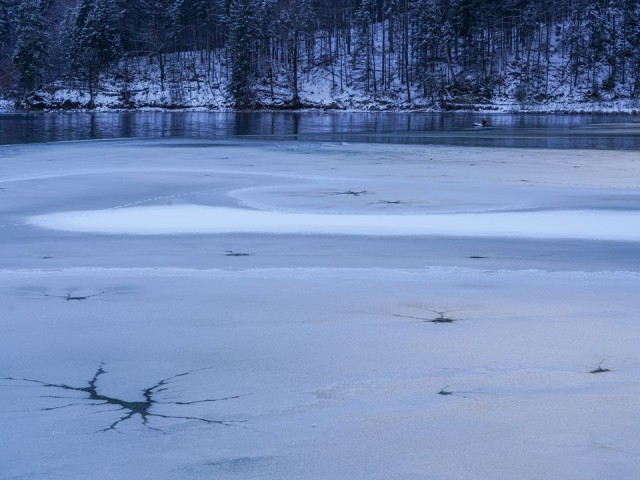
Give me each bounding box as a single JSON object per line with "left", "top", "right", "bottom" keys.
{"left": 1, "top": 0, "right": 639, "bottom": 110}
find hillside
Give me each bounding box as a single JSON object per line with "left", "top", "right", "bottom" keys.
{"left": 16, "top": 50, "right": 639, "bottom": 113}
{"left": 2, "top": 0, "right": 640, "bottom": 113}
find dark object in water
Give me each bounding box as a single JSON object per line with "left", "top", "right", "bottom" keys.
{"left": 473, "top": 118, "right": 488, "bottom": 127}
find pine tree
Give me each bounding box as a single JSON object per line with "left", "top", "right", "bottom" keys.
{"left": 227, "top": 0, "right": 260, "bottom": 108}
{"left": 0, "top": 0, "right": 16, "bottom": 89}
{"left": 354, "top": 0, "right": 376, "bottom": 94}
{"left": 134, "top": 0, "right": 184, "bottom": 91}
{"left": 13, "top": 0, "right": 49, "bottom": 93}
{"left": 623, "top": 0, "right": 640, "bottom": 96}
{"left": 411, "top": 0, "right": 458, "bottom": 102}
{"left": 65, "top": 0, "right": 123, "bottom": 106}
{"left": 279, "top": 0, "right": 313, "bottom": 106}
{"left": 0, "top": 0, "right": 13, "bottom": 46}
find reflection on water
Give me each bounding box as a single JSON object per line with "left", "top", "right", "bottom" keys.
{"left": 1, "top": 111, "right": 640, "bottom": 149}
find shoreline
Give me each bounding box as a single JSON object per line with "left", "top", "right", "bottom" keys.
{"left": 2, "top": 98, "right": 640, "bottom": 115}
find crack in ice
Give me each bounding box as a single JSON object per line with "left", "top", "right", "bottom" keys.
{"left": 1, "top": 364, "right": 243, "bottom": 432}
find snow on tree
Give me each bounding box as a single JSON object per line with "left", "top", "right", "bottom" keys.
{"left": 13, "top": 0, "right": 49, "bottom": 93}
{"left": 64, "top": 0, "right": 123, "bottom": 105}
{"left": 2, "top": 0, "right": 640, "bottom": 109}
{"left": 227, "top": 0, "right": 261, "bottom": 108}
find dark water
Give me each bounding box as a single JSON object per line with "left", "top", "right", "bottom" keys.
{"left": 1, "top": 111, "right": 640, "bottom": 149}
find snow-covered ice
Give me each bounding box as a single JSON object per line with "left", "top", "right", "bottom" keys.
{"left": 1, "top": 139, "right": 640, "bottom": 479}
{"left": 28, "top": 205, "right": 640, "bottom": 241}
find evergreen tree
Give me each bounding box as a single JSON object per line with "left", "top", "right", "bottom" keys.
{"left": 586, "top": 0, "right": 608, "bottom": 94}
{"left": 134, "top": 0, "right": 184, "bottom": 91}
{"left": 65, "top": 0, "right": 123, "bottom": 105}
{"left": 354, "top": 0, "right": 376, "bottom": 93}
{"left": 412, "top": 0, "right": 458, "bottom": 102}
{"left": 564, "top": 0, "right": 591, "bottom": 90}
{"left": 2, "top": 0, "right": 640, "bottom": 108}
{"left": 622, "top": 0, "right": 640, "bottom": 96}
{"left": 227, "top": 0, "right": 260, "bottom": 108}
{"left": 0, "top": 0, "right": 13, "bottom": 46}
{"left": 279, "top": 0, "right": 314, "bottom": 105}
{"left": 13, "top": 0, "right": 49, "bottom": 93}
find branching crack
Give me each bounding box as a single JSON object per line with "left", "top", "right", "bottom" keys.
{"left": 38, "top": 291, "right": 105, "bottom": 301}
{"left": 331, "top": 190, "right": 368, "bottom": 196}
{"left": 590, "top": 360, "right": 611, "bottom": 374}
{"left": 1, "top": 364, "right": 243, "bottom": 432}
{"left": 392, "top": 310, "right": 459, "bottom": 324}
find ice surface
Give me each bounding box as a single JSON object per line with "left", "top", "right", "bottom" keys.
{"left": 1, "top": 139, "right": 640, "bottom": 479}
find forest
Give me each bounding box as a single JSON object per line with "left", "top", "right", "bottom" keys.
{"left": 1, "top": 0, "right": 640, "bottom": 110}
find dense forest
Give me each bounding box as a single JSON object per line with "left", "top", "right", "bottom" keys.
{"left": 1, "top": 0, "right": 640, "bottom": 110}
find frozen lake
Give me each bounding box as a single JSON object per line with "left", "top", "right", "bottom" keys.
{"left": 1, "top": 115, "right": 640, "bottom": 479}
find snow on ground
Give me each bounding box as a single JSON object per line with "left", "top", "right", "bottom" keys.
{"left": 1, "top": 139, "right": 640, "bottom": 479}
{"left": 6, "top": 24, "right": 640, "bottom": 113}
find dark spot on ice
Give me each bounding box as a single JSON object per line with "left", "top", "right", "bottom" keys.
{"left": 590, "top": 361, "right": 610, "bottom": 374}
{"left": 438, "top": 386, "right": 470, "bottom": 398}
{"left": 430, "top": 312, "right": 456, "bottom": 323}
{"left": 371, "top": 200, "right": 405, "bottom": 205}
{"left": 225, "top": 250, "right": 251, "bottom": 257}
{"left": 468, "top": 255, "right": 487, "bottom": 259}
{"left": 392, "top": 310, "right": 458, "bottom": 324}
{"left": 332, "top": 190, "right": 368, "bottom": 196}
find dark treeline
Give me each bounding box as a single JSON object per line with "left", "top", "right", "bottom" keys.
{"left": 1, "top": 0, "right": 640, "bottom": 109}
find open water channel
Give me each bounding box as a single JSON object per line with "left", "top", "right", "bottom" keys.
{"left": 1, "top": 111, "right": 640, "bottom": 149}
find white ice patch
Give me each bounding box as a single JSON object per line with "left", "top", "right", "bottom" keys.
{"left": 28, "top": 204, "right": 640, "bottom": 241}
